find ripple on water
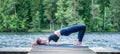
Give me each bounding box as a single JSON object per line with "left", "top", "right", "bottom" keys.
{"left": 0, "top": 32, "right": 120, "bottom": 50}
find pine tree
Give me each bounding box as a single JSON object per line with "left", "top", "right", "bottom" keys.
{"left": 43, "top": 0, "right": 58, "bottom": 31}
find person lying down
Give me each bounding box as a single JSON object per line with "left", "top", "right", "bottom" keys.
{"left": 32, "top": 25, "right": 86, "bottom": 47}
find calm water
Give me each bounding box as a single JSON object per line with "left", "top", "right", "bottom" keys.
{"left": 0, "top": 32, "right": 120, "bottom": 50}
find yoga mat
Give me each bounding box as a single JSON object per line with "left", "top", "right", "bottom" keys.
{"left": 47, "top": 44, "right": 88, "bottom": 48}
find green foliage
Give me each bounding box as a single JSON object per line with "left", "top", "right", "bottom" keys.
{"left": 0, "top": 0, "right": 119, "bottom": 32}
{"left": 56, "top": 0, "right": 84, "bottom": 29}
{"left": 30, "top": 11, "right": 41, "bottom": 32}
{"left": 110, "top": 0, "right": 120, "bottom": 31}
{"left": 0, "top": 13, "right": 9, "bottom": 32}
{"left": 8, "top": 15, "right": 19, "bottom": 31}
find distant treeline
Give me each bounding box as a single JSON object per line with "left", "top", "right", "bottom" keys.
{"left": 0, "top": 0, "right": 119, "bottom": 32}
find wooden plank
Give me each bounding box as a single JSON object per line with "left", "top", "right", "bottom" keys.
{"left": 28, "top": 46, "right": 96, "bottom": 54}
{"left": 0, "top": 48, "right": 31, "bottom": 54}
{"left": 0, "top": 48, "right": 31, "bottom": 52}
{"left": 90, "top": 47, "right": 120, "bottom": 54}
{"left": 90, "top": 47, "right": 120, "bottom": 52}
{"left": 29, "top": 52, "right": 95, "bottom": 54}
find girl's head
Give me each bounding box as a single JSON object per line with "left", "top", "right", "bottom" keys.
{"left": 36, "top": 37, "right": 47, "bottom": 45}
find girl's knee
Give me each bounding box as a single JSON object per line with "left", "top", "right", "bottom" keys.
{"left": 82, "top": 25, "right": 86, "bottom": 29}
{"left": 77, "top": 25, "right": 86, "bottom": 30}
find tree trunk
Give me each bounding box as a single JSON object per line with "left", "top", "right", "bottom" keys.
{"left": 60, "top": 23, "right": 63, "bottom": 29}
{"left": 50, "top": 19, "right": 54, "bottom": 31}
{"left": 91, "top": 0, "right": 95, "bottom": 19}
{"left": 103, "top": 7, "right": 105, "bottom": 31}
{"left": 14, "top": 3, "right": 16, "bottom": 15}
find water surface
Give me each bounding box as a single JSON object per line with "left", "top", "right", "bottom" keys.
{"left": 0, "top": 32, "right": 120, "bottom": 50}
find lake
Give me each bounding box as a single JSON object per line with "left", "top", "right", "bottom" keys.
{"left": 0, "top": 32, "right": 120, "bottom": 50}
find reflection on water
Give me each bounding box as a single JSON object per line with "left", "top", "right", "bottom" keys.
{"left": 0, "top": 32, "right": 120, "bottom": 50}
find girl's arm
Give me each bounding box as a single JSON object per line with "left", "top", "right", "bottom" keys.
{"left": 49, "top": 40, "right": 82, "bottom": 46}
{"left": 49, "top": 40, "right": 72, "bottom": 45}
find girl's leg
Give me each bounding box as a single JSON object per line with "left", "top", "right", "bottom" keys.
{"left": 60, "top": 25, "right": 86, "bottom": 42}
{"left": 78, "top": 26, "right": 86, "bottom": 42}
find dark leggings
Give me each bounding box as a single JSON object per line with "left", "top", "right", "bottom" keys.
{"left": 60, "top": 25, "right": 86, "bottom": 42}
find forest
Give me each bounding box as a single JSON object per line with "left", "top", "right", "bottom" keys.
{"left": 0, "top": 0, "right": 120, "bottom": 32}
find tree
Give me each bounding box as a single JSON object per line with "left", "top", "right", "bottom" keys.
{"left": 56, "top": 0, "right": 85, "bottom": 29}
{"left": 55, "top": 0, "right": 68, "bottom": 28}
{"left": 80, "top": 0, "right": 92, "bottom": 31}
{"left": 97, "top": 0, "right": 110, "bottom": 31}
{"left": 8, "top": 14, "right": 20, "bottom": 32}
{"left": 31, "top": 11, "right": 41, "bottom": 32}
{"left": 43, "top": 0, "right": 58, "bottom": 31}
{"left": 0, "top": 0, "right": 119, "bottom": 32}
{"left": 0, "top": 0, "right": 19, "bottom": 32}
{"left": 65, "top": 0, "right": 84, "bottom": 26}
{"left": 110, "top": 0, "right": 120, "bottom": 31}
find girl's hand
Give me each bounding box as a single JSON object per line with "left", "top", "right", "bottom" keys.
{"left": 32, "top": 42, "right": 37, "bottom": 47}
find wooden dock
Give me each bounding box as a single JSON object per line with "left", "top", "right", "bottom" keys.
{"left": 28, "top": 45, "right": 96, "bottom": 54}
{"left": 0, "top": 47, "right": 120, "bottom": 54}
{"left": 0, "top": 48, "right": 31, "bottom": 54}
{"left": 90, "top": 47, "right": 120, "bottom": 54}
